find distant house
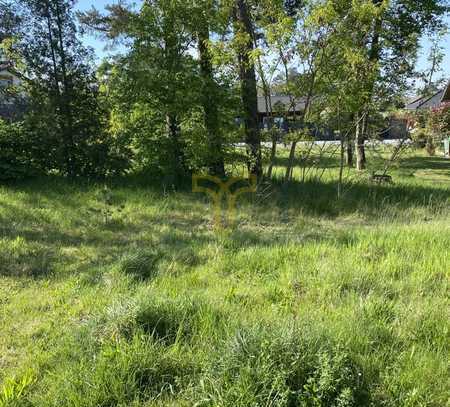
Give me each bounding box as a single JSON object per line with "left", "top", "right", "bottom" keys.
{"left": 256, "top": 95, "right": 334, "bottom": 139}
{"left": 406, "top": 81, "right": 450, "bottom": 111}
{"left": 235, "top": 95, "right": 305, "bottom": 133}
{"left": 257, "top": 95, "right": 305, "bottom": 128}
{"left": 0, "top": 60, "right": 26, "bottom": 120}
{"left": 0, "top": 62, "right": 22, "bottom": 88}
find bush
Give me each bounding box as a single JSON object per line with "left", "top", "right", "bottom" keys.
{"left": 119, "top": 248, "right": 161, "bottom": 280}
{"left": 425, "top": 138, "right": 436, "bottom": 156}
{"left": 134, "top": 295, "right": 203, "bottom": 343}
{"left": 193, "top": 324, "right": 370, "bottom": 406}
{"left": 92, "top": 292, "right": 225, "bottom": 345}
{"left": 0, "top": 119, "right": 45, "bottom": 180}
{"left": 0, "top": 237, "right": 56, "bottom": 278}
{"left": 33, "top": 335, "right": 196, "bottom": 406}
{"left": 410, "top": 104, "right": 450, "bottom": 155}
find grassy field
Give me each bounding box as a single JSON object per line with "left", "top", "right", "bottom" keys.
{"left": 0, "top": 148, "right": 449, "bottom": 406}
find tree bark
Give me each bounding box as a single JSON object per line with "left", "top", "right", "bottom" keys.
{"left": 54, "top": 0, "right": 76, "bottom": 177}
{"left": 166, "top": 113, "right": 186, "bottom": 179}
{"left": 267, "top": 129, "right": 277, "bottom": 179}
{"left": 355, "top": 0, "right": 383, "bottom": 171}
{"left": 198, "top": 27, "right": 225, "bottom": 177}
{"left": 355, "top": 113, "right": 365, "bottom": 171}
{"left": 286, "top": 141, "right": 297, "bottom": 180}
{"left": 234, "top": 0, "right": 262, "bottom": 178}
{"left": 346, "top": 137, "right": 353, "bottom": 167}
{"left": 283, "top": 49, "right": 316, "bottom": 182}
{"left": 162, "top": 26, "right": 186, "bottom": 179}
{"left": 256, "top": 53, "right": 275, "bottom": 179}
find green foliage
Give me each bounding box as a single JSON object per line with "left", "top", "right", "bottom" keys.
{"left": 410, "top": 104, "right": 450, "bottom": 154}
{"left": 8, "top": 0, "right": 130, "bottom": 178}
{"left": 196, "top": 324, "right": 368, "bottom": 406}
{"left": 0, "top": 236, "right": 56, "bottom": 278}
{"left": 1, "top": 0, "right": 450, "bottom": 404}
{"left": 37, "top": 335, "right": 196, "bottom": 406}
{"left": 428, "top": 103, "right": 450, "bottom": 139}
{"left": 0, "top": 156, "right": 449, "bottom": 405}
{"left": 0, "top": 370, "right": 35, "bottom": 406}
{"left": 119, "top": 249, "right": 161, "bottom": 280}
{"left": 88, "top": 185, "right": 126, "bottom": 225}
{"left": 0, "top": 120, "right": 44, "bottom": 180}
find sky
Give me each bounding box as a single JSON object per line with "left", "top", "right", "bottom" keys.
{"left": 74, "top": 0, "right": 450, "bottom": 83}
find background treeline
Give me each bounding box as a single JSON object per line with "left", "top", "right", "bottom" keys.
{"left": 0, "top": 0, "right": 448, "bottom": 181}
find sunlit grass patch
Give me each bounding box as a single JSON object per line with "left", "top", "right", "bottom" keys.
{"left": 0, "top": 154, "right": 449, "bottom": 405}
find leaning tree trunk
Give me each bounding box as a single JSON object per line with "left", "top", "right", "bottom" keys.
{"left": 285, "top": 141, "right": 297, "bottom": 180}
{"left": 198, "top": 27, "right": 225, "bottom": 177}
{"left": 234, "top": 0, "right": 262, "bottom": 178}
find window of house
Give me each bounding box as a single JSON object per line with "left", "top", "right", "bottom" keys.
{"left": 0, "top": 75, "right": 13, "bottom": 88}
{"left": 274, "top": 117, "right": 284, "bottom": 129}
{"left": 262, "top": 116, "right": 285, "bottom": 130}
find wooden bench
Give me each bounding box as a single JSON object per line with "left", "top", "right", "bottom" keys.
{"left": 370, "top": 173, "right": 393, "bottom": 185}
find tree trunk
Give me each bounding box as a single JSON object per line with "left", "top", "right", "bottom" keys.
{"left": 282, "top": 48, "right": 316, "bottom": 182}
{"left": 356, "top": 0, "right": 383, "bottom": 170}
{"left": 267, "top": 132, "right": 277, "bottom": 179}
{"left": 44, "top": 5, "right": 60, "bottom": 101}
{"left": 265, "top": 98, "right": 276, "bottom": 179}
{"left": 162, "top": 27, "right": 186, "bottom": 179}
{"left": 338, "top": 131, "right": 345, "bottom": 199}
{"left": 198, "top": 27, "right": 225, "bottom": 177}
{"left": 361, "top": 113, "right": 367, "bottom": 165}
{"left": 346, "top": 137, "right": 353, "bottom": 167}
{"left": 285, "top": 141, "right": 297, "bottom": 181}
{"left": 234, "top": 0, "right": 262, "bottom": 178}
{"left": 54, "top": 0, "right": 76, "bottom": 177}
{"left": 256, "top": 53, "right": 275, "bottom": 179}
{"left": 166, "top": 113, "right": 185, "bottom": 179}
{"left": 355, "top": 114, "right": 365, "bottom": 171}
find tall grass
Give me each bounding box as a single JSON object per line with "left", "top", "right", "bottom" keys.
{"left": 0, "top": 152, "right": 449, "bottom": 406}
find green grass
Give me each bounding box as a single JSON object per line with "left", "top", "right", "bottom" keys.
{"left": 0, "top": 149, "right": 449, "bottom": 406}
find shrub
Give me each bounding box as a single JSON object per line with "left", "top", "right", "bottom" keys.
{"left": 0, "top": 237, "right": 55, "bottom": 278}
{"left": 410, "top": 104, "right": 450, "bottom": 155}
{"left": 33, "top": 335, "right": 196, "bottom": 406}
{"left": 425, "top": 138, "right": 436, "bottom": 156}
{"left": 119, "top": 248, "right": 161, "bottom": 280}
{"left": 134, "top": 295, "right": 202, "bottom": 343}
{"left": 92, "top": 292, "right": 225, "bottom": 345}
{"left": 0, "top": 119, "right": 45, "bottom": 180}
{"left": 193, "top": 324, "right": 369, "bottom": 406}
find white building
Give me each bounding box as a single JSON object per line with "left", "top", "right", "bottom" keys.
{"left": 0, "top": 50, "right": 25, "bottom": 119}
{"left": 0, "top": 63, "right": 22, "bottom": 89}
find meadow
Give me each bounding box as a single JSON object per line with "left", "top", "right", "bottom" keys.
{"left": 0, "top": 148, "right": 449, "bottom": 406}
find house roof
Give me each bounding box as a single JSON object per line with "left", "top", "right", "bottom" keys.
{"left": 443, "top": 82, "right": 450, "bottom": 102}
{"left": 257, "top": 95, "right": 306, "bottom": 114}
{"left": 406, "top": 81, "right": 450, "bottom": 111}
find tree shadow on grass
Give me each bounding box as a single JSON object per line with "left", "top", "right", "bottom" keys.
{"left": 399, "top": 155, "right": 450, "bottom": 172}
{"left": 1, "top": 170, "right": 448, "bottom": 280}
{"left": 271, "top": 154, "right": 340, "bottom": 169}
{"left": 254, "top": 178, "right": 449, "bottom": 219}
